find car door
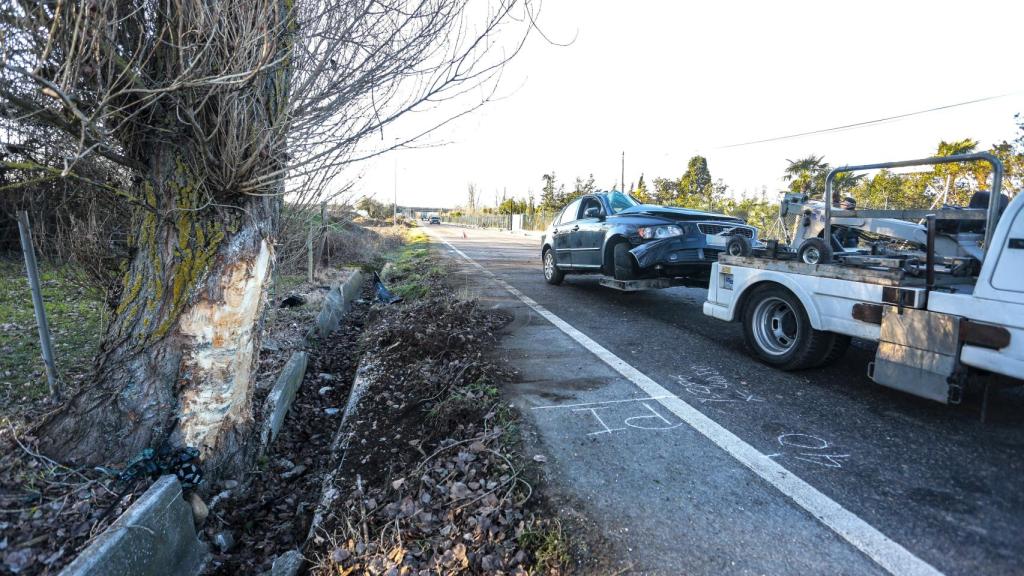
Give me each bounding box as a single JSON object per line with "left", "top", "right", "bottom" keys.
{"left": 553, "top": 198, "right": 582, "bottom": 268}
{"left": 572, "top": 196, "right": 605, "bottom": 269}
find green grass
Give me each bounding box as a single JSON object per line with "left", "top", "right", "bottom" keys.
{"left": 517, "top": 519, "right": 571, "bottom": 574}
{"left": 0, "top": 259, "right": 106, "bottom": 405}
{"left": 386, "top": 229, "right": 442, "bottom": 300}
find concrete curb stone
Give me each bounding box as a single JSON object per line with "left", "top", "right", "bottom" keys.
{"left": 259, "top": 350, "right": 309, "bottom": 451}
{"left": 308, "top": 270, "right": 365, "bottom": 341}
{"left": 58, "top": 476, "right": 205, "bottom": 576}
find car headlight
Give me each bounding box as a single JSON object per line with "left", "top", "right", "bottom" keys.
{"left": 637, "top": 224, "right": 684, "bottom": 240}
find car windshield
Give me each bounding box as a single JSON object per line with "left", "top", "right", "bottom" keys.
{"left": 607, "top": 191, "right": 640, "bottom": 214}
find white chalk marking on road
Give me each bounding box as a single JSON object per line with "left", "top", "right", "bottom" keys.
{"left": 573, "top": 407, "right": 626, "bottom": 436}
{"left": 531, "top": 395, "right": 676, "bottom": 410}
{"left": 428, "top": 227, "right": 943, "bottom": 576}
{"left": 624, "top": 402, "right": 682, "bottom": 431}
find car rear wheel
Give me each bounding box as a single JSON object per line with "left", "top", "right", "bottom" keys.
{"left": 613, "top": 242, "right": 637, "bottom": 280}
{"left": 742, "top": 284, "right": 833, "bottom": 370}
{"left": 543, "top": 248, "right": 564, "bottom": 285}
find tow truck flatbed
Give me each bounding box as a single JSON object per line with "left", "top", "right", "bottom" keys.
{"left": 703, "top": 153, "right": 1022, "bottom": 408}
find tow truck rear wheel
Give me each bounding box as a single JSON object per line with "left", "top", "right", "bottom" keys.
{"left": 742, "top": 284, "right": 833, "bottom": 370}
{"left": 814, "top": 333, "right": 851, "bottom": 368}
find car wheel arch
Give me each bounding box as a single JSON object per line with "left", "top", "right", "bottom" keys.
{"left": 602, "top": 234, "right": 632, "bottom": 274}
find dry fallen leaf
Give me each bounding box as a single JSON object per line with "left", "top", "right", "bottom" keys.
{"left": 450, "top": 482, "right": 470, "bottom": 499}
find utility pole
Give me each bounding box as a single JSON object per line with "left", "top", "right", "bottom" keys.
{"left": 621, "top": 151, "right": 625, "bottom": 193}
{"left": 16, "top": 211, "right": 60, "bottom": 400}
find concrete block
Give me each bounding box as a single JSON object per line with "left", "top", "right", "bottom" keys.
{"left": 59, "top": 475, "right": 205, "bottom": 576}
{"left": 340, "top": 270, "right": 365, "bottom": 304}
{"left": 314, "top": 287, "right": 345, "bottom": 338}
{"left": 269, "top": 550, "right": 303, "bottom": 576}
{"left": 260, "top": 351, "right": 309, "bottom": 448}
{"left": 311, "top": 270, "right": 365, "bottom": 339}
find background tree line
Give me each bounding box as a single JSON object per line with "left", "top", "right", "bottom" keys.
{"left": 464, "top": 115, "right": 1024, "bottom": 236}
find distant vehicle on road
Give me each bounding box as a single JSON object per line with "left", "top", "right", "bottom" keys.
{"left": 429, "top": 216, "right": 441, "bottom": 225}
{"left": 541, "top": 191, "right": 759, "bottom": 287}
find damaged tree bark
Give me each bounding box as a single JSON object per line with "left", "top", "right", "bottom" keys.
{"left": 39, "top": 146, "right": 278, "bottom": 472}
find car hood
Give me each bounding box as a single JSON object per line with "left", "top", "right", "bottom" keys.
{"left": 617, "top": 204, "right": 744, "bottom": 223}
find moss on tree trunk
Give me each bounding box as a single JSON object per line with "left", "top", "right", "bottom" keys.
{"left": 38, "top": 147, "right": 278, "bottom": 475}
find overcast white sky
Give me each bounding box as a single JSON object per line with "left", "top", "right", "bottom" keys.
{"left": 353, "top": 0, "right": 1024, "bottom": 209}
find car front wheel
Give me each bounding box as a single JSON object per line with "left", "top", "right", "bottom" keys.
{"left": 543, "top": 248, "right": 565, "bottom": 285}
{"left": 613, "top": 242, "right": 637, "bottom": 280}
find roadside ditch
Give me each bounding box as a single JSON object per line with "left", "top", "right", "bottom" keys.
{"left": 1, "top": 227, "right": 578, "bottom": 575}
{"left": 302, "top": 231, "right": 571, "bottom": 575}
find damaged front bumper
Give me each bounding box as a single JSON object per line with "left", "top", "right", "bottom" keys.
{"left": 630, "top": 236, "right": 717, "bottom": 269}
{"left": 629, "top": 234, "right": 762, "bottom": 271}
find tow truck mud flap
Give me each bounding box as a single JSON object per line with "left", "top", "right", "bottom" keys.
{"left": 869, "top": 307, "right": 961, "bottom": 403}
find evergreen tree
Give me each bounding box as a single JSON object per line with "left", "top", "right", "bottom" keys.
{"left": 633, "top": 174, "right": 651, "bottom": 203}
{"left": 679, "top": 156, "right": 713, "bottom": 207}
{"left": 540, "top": 173, "right": 559, "bottom": 211}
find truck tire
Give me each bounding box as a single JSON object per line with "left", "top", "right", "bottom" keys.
{"left": 814, "top": 333, "right": 851, "bottom": 368}
{"left": 726, "top": 234, "right": 752, "bottom": 257}
{"left": 613, "top": 242, "right": 637, "bottom": 280}
{"left": 797, "top": 238, "right": 831, "bottom": 265}
{"left": 543, "top": 248, "right": 564, "bottom": 285}
{"left": 742, "top": 284, "right": 833, "bottom": 370}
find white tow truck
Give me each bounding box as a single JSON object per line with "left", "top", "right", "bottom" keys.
{"left": 703, "top": 153, "right": 1022, "bottom": 406}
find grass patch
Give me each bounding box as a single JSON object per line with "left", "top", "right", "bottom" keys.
{"left": 518, "top": 519, "right": 572, "bottom": 574}
{"left": 385, "top": 229, "right": 445, "bottom": 301}
{"left": 0, "top": 259, "right": 106, "bottom": 408}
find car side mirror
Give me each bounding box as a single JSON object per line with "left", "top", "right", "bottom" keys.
{"left": 583, "top": 206, "right": 604, "bottom": 220}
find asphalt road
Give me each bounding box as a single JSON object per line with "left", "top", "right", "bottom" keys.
{"left": 423, "top": 224, "right": 1024, "bottom": 576}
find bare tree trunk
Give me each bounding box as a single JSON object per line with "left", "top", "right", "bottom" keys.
{"left": 38, "top": 144, "right": 277, "bottom": 474}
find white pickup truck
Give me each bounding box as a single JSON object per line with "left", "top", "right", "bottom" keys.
{"left": 703, "top": 154, "right": 1021, "bottom": 405}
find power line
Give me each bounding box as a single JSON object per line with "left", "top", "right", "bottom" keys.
{"left": 719, "top": 91, "right": 1021, "bottom": 149}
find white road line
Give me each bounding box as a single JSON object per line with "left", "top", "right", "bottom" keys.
{"left": 430, "top": 229, "right": 943, "bottom": 576}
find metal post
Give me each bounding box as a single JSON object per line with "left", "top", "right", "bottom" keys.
{"left": 621, "top": 151, "right": 625, "bottom": 192}
{"left": 16, "top": 211, "right": 60, "bottom": 400}
{"left": 316, "top": 200, "right": 328, "bottom": 268}
{"left": 393, "top": 138, "right": 398, "bottom": 225}
{"left": 306, "top": 218, "right": 314, "bottom": 283}
{"left": 925, "top": 214, "right": 936, "bottom": 292}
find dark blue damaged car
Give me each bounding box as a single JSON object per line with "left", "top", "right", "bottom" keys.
{"left": 541, "top": 191, "right": 760, "bottom": 286}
